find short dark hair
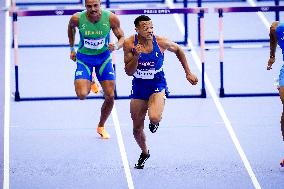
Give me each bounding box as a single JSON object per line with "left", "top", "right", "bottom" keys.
{"left": 134, "top": 15, "right": 151, "bottom": 27}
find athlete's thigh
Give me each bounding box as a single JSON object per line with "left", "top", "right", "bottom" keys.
{"left": 74, "top": 79, "right": 91, "bottom": 93}
{"left": 130, "top": 99, "right": 148, "bottom": 121}
{"left": 148, "top": 89, "right": 166, "bottom": 117}
{"left": 75, "top": 60, "right": 93, "bottom": 81}
{"left": 95, "top": 58, "right": 115, "bottom": 81}
{"left": 74, "top": 60, "right": 93, "bottom": 93}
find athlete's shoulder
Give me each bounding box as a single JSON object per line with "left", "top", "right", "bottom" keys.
{"left": 72, "top": 11, "right": 85, "bottom": 20}
{"left": 155, "top": 35, "right": 171, "bottom": 50}
{"left": 123, "top": 35, "right": 135, "bottom": 50}
{"left": 75, "top": 10, "right": 86, "bottom": 18}
{"left": 109, "top": 10, "right": 117, "bottom": 18}
{"left": 125, "top": 35, "right": 135, "bottom": 44}
{"left": 109, "top": 10, "right": 121, "bottom": 28}
{"left": 274, "top": 22, "right": 284, "bottom": 36}
{"left": 69, "top": 12, "right": 81, "bottom": 27}
{"left": 270, "top": 21, "right": 280, "bottom": 32}
{"left": 156, "top": 35, "right": 168, "bottom": 43}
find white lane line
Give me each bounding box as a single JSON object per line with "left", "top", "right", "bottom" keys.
{"left": 4, "top": 0, "right": 11, "bottom": 189}
{"left": 112, "top": 104, "right": 134, "bottom": 189}
{"left": 166, "top": 1, "right": 261, "bottom": 189}
{"left": 110, "top": 30, "right": 134, "bottom": 189}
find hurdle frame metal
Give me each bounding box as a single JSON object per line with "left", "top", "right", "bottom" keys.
{"left": 173, "top": 0, "right": 281, "bottom": 45}
{"left": 206, "top": 1, "right": 281, "bottom": 44}
{"left": 15, "top": 7, "right": 190, "bottom": 48}
{"left": 16, "top": 0, "right": 83, "bottom": 6}
{"left": 216, "top": 6, "right": 284, "bottom": 97}
{"left": 15, "top": 0, "right": 165, "bottom": 7}
{"left": 10, "top": 7, "right": 208, "bottom": 101}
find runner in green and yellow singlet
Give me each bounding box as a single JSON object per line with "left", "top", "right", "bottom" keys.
{"left": 68, "top": 0, "right": 124, "bottom": 139}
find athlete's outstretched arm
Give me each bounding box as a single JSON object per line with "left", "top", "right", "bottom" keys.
{"left": 267, "top": 21, "right": 279, "bottom": 70}
{"left": 109, "top": 13, "right": 125, "bottom": 51}
{"left": 157, "top": 36, "right": 198, "bottom": 85}
{"left": 68, "top": 13, "right": 79, "bottom": 61}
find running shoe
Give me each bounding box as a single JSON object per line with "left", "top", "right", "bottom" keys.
{"left": 91, "top": 81, "right": 100, "bottom": 94}
{"left": 149, "top": 122, "right": 159, "bottom": 133}
{"left": 280, "top": 159, "right": 284, "bottom": 172}
{"left": 97, "top": 127, "right": 110, "bottom": 139}
{"left": 134, "top": 150, "right": 150, "bottom": 169}
{"left": 281, "top": 159, "right": 284, "bottom": 167}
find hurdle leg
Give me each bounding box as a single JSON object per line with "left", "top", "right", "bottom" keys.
{"left": 199, "top": 10, "right": 206, "bottom": 98}
{"left": 12, "top": 9, "right": 20, "bottom": 101}
{"left": 218, "top": 9, "right": 225, "bottom": 97}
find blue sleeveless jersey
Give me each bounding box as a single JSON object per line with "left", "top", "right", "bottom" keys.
{"left": 130, "top": 35, "right": 168, "bottom": 100}
{"left": 276, "top": 23, "right": 284, "bottom": 60}
{"left": 132, "top": 35, "right": 166, "bottom": 84}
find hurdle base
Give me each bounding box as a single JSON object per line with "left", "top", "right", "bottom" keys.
{"left": 205, "top": 39, "right": 269, "bottom": 44}
{"left": 115, "top": 96, "right": 130, "bottom": 100}
{"left": 201, "top": 88, "right": 206, "bottom": 98}
{"left": 14, "top": 92, "right": 21, "bottom": 101}
{"left": 167, "top": 94, "right": 205, "bottom": 98}
{"left": 219, "top": 88, "right": 225, "bottom": 97}
{"left": 220, "top": 93, "right": 279, "bottom": 98}
{"left": 16, "top": 96, "right": 104, "bottom": 101}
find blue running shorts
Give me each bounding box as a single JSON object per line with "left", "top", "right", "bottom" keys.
{"left": 74, "top": 50, "right": 115, "bottom": 81}
{"left": 130, "top": 81, "right": 169, "bottom": 100}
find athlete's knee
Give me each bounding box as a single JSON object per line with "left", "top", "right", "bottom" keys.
{"left": 75, "top": 82, "right": 90, "bottom": 100}
{"left": 104, "top": 93, "right": 114, "bottom": 102}
{"left": 76, "top": 90, "right": 89, "bottom": 100}
{"left": 77, "top": 95, "right": 87, "bottom": 100}
{"left": 131, "top": 113, "right": 146, "bottom": 123}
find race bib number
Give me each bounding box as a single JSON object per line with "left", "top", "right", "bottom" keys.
{"left": 134, "top": 69, "right": 156, "bottom": 79}
{"left": 84, "top": 38, "right": 105, "bottom": 50}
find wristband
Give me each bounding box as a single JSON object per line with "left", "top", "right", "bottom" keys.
{"left": 270, "top": 55, "right": 275, "bottom": 58}
{"left": 114, "top": 43, "right": 119, "bottom": 50}
{"left": 70, "top": 46, "right": 76, "bottom": 52}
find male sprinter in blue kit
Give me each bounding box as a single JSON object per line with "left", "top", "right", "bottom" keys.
{"left": 123, "top": 15, "right": 198, "bottom": 169}
{"left": 267, "top": 21, "right": 284, "bottom": 169}
{"left": 68, "top": 0, "right": 124, "bottom": 139}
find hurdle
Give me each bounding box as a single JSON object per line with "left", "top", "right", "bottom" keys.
{"left": 10, "top": 7, "right": 208, "bottom": 101}
{"left": 216, "top": 6, "right": 284, "bottom": 97}
{"left": 174, "top": 0, "right": 280, "bottom": 45}
{"left": 15, "top": 7, "right": 190, "bottom": 47}
{"left": 104, "top": 0, "right": 165, "bottom": 8}
{"left": 15, "top": 0, "right": 165, "bottom": 7}
{"left": 206, "top": 0, "right": 282, "bottom": 44}
{"left": 16, "top": 0, "right": 165, "bottom": 8}
{"left": 16, "top": 0, "right": 83, "bottom": 6}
